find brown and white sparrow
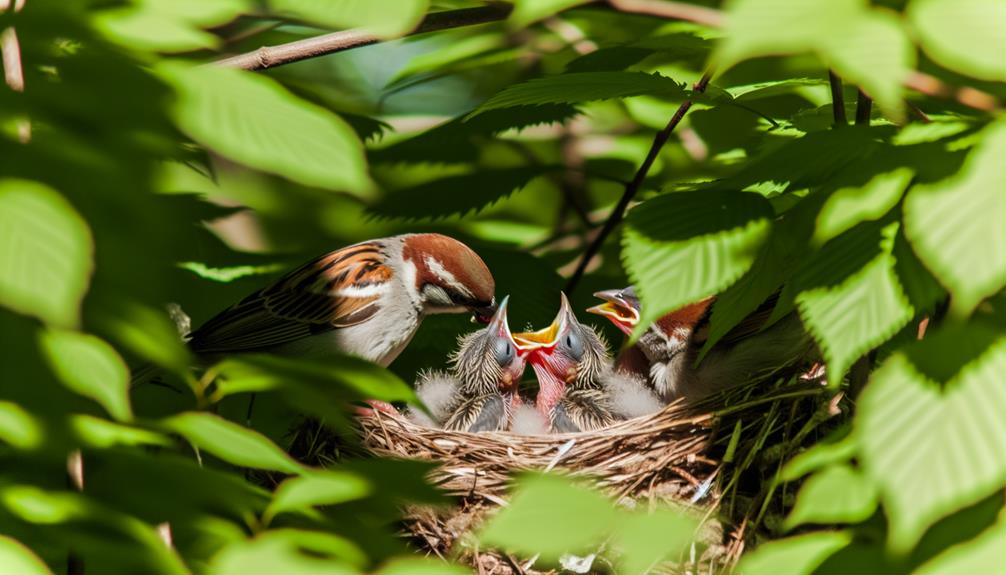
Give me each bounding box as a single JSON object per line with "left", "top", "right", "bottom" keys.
{"left": 186, "top": 233, "right": 497, "bottom": 367}
{"left": 515, "top": 293, "right": 661, "bottom": 433}
{"left": 409, "top": 296, "right": 527, "bottom": 432}
{"left": 588, "top": 287, "right": 815, "bottom": 403}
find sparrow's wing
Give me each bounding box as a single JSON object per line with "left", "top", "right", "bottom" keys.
{"left": 696, "top": 290, "right": 781, "bottom": 348}
{"left": 444, "top": 393, "right": 507, "bottom": 432}
{"left": 552, "top": 388, "right": 614, "bottom": 433}
{"left": 188, "top": 241, "right": 393, "bottom": 353}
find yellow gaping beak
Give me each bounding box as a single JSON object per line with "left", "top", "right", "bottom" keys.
{"left": 513, "top": 292, "right": 575, "bottom": 352}
{"left": 586, "top": 289, "right": 640, "bottom": 335}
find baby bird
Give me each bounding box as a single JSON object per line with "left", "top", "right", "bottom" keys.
{"left": 515, "top": 293, "right": 661, "bottom": 433}
{"left": 409, "top": 296, "right": 527, "bottom": 432}
{"left": 588, "top": 287, "right": 815, "bottom": 403}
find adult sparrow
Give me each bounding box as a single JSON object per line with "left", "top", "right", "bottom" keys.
{"left": 409, "top": 296, "right": 527, "bottom": 432}
{"left": 588, "top": 287, "right": 814, "bottom": 403}
{"left": 186, "top": 233, "right": 497, "bottom": 367}
{"left": 515, "top": 293, "right": 661, "bottom": 433}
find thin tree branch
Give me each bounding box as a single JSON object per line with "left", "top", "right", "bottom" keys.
{"left": 828, "top": 70, "right": 846, "bottom": 127}
{"left": 607, "top": 0, "right": 724, "bottom": 28}
{"left": 215, "top": 4, "right": 513, "bottom": 71}
{"left": 855, "top": 89, "right": 872, "bottom": 125}
{"left": 904, "top": 71, "right": 1001, "bottom": 112}
{"left": 0, "top": 0, "right": 28, "bottom": 142}
{"left": 905, "top": 100, "right": 931, "bottom": 123}
{"left": 565, "top": 74, "right": 711, "bottom": 294}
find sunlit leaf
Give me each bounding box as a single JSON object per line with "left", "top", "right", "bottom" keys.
{"left": 480, "top": 474, "right": 616, "bottom": 560}
{"left": 0, "top": 401, "right": 44, "bottom": 450}
{"left": 470, "top": 72, "right": 685, "bottom": 117}
{"left": 70, "top": 415, "right": 172, "bottom": 449}
{"left": 813, "top": 167, "right": 913, "bottom": 245}
{"left": 0, "top": 180, "right": 93, "bottom": 328}
{"left": 266, "top": 471, "right": 372, "bottom": 522}
{"left": 0, "top": 535, "right": 53, "bottom": 575}
{"left": 795, "top": 221, "right": 914, "bottom": 386}
{"left": 623, "top": 190, "right": 773, "bottom": 334}
{"left": 784, "top": 465, "right": 878, "bottom": 530}
{"left": 612, "top": 509, "right": 697, "bottom": 575}
{"left": 509, "top": 0, "right": 591, "bottom": 27}
{"left": 210, "top": 529, "right": 366, "bottom": 575}
{"left": 909, "top": 0, "right": 1006, "bottom": 82}
{"left": 781, "top": 425, "right": 856, "bottom": 481}
{"left": 269, "top": 0, "right": 429, "bottom": 38}
{"left": 376, "top": 558, "right": 470, "bottom": 575}
{"left": 163, "top": 412, "right": 305, "bottom": 474}
{"left": 94, "top": 0, "right": 249, "bottom": 52}
{"left": 159, "top": 63, "right": 372, "bottom": 195}
{"left": 40, "top": 329, "right": 132, "bottom": 421}
{"left": 858, "top": 328, "right": 1006, "bottom": 552}
{"left": 915, "top": 510, "right": 1006, "bottom": 575}
{"left": 903, "top": 119, "right": 1006, "bottom": 316}
{"left": 736, "top": 531, "right": 851, "bottom": 575}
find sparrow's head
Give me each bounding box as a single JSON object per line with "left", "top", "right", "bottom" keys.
{"left": 451, "top": 296, "right": 525, "bottom": 395}
{"left": 514, "top": 293, "right": 610, "bottom": 416}
{"left": 587, "top": 287, "right": 640, "bottom": 336}
{"left": 401, "top": 233, "right": 497, "bottom": 323}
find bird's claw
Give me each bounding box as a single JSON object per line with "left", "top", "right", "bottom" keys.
{"left": 354, "top": 399, "right": 399, "bottom": 417}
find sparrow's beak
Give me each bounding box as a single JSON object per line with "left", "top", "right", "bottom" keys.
{"left": 486, "top": 295, "right": 511, "bottom": 338}
{"left": 513, "top": 293, "right": 579, "bottom": 417}
{"left": 471, "top": 297, "right": 498, "bottom": 324}
{"left": 587, "top": 288, "right": 640, "bottom": 336}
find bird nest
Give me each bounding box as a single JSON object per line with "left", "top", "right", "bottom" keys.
{"left": 330, "top": 374, "right": 838, "bottom": 574}
{"left": 354, "top": 399, "right": 726, "bottom": 573}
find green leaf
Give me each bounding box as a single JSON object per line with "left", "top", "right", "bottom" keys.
{"left": 821, "top": 10, "right": 912, "bottom": 120}
{"left": 813, "top": 167, "right": 913, "bottom": 245}
{"left": 70, "top": 415, "right": 172, "bottom": 449}
{"left": 903, "top": 119, "right": 1006, "bottom": 316}
{"left": 781, "top": 426, "right": 856, "bottom": 481}
{"left": 39, "top": 329, "right": 132, "bottom": 421}
{"left": 0, "top": 179, "right": 93, "bottom": 328}
{"left": 94, "top": 0, "right": 249, "bottom": 53}
{"left": 909, "top": 0, "right": 1006, "bottom": 82}
{"left": 159, "top": 63, "right": 372, "bottom": 196}
{"left": 370, "top": 167, "right": 548, "bottom": 220}
{"left": 736, "top": 531, "right": 852, "bottom": 575}
{"left": 269, "top": 0, "right": 428, "bottom": 39}
{"left": 509, "top": 0, "right": 591, "bottom": 27}
{"left": 470, "top": 72, "right": 685, "bottom": 118}
{"left": 857, "top": 329, "right": 1006, "bottom": 552}
{"left": 915, "top": 510, "right": 1006, "bottom": 575}
{"left": 0, "top": 401, "right": 43, "bottom": 450}
{"left": 377, "top": 558, "right": 470, "bottom": 575}
{"left": 390, "top": 32, "right": 504, "bottom": 84}
{"left": 266, "top": 471, "right": 372, "bottom": 522}
{"left": 480, "top": 474, "right": 616, "bottom": 560}
{"left": 210, "top": 529, "right": 365, "bottom": 575}
{"left": 784, "top": 465, "right": 878, "bottom": 530}
{"left": 795, "top": 221, "right": 914, "bottom": 386}
{"left": 0, "top": 535, "right": 53, "bottom": 575}
{"left": 163, "top": 412, "right": 304, "bottom": 474}
{"left": 623, "top": 190, "right": 773, "bottom": 334}
{"left": 715, "top": 0, "right": 910, "bottom": 118}
{"left": 612, "top": 509, "right": 697, "bottom": 575}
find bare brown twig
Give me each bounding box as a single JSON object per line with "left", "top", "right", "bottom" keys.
{"left": 215, "top": 4, "right": 513, "bottom": 70}
{"left": 607, "top": 0, "right": 724, "bottom": 28}
{"left": 565, "top": 74, "right": 711, "bottom": 294}
{"left": 828, "top": 70, "right": 847, "bottom": 127}
{"left": 855, "top": 89, "right": 872, "bottom": 125}
{"left": 0, "top": 0, "right": 28, "bottom": 142}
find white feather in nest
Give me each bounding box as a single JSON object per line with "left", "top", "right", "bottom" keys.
{"left": 511, "top": 403, "right": 549, "bottom": 435}
{"left": 407, "top": 370, "right": 461, "bottom": 428}
{"left": 601, "top": 369, "right": 663, "bottom": 420}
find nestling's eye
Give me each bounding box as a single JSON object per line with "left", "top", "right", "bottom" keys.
{"left": 563, "top": 329, "right": 584, "bottom": 360}
{"left": 492, "top": 337, "right": 514, "bottom": 367}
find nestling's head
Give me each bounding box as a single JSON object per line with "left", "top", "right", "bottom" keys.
{"left": 401, "top": 233, "right": 497, "bottom": 322}
{"left": 451, "top": 296, "right": 525, "bottom": 395}
{"left": 513, "top": 293, "right": 609, "bottom": 416}
{"left": 587, "top": 287, "right": 641, "bottom": 336}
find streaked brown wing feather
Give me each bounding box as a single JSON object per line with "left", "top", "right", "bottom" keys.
{"left": 188, "top": 241, "right": 391, "bottom": 353}
{"left": 552, "top": 388, "right": 614, "bottom": 432}
{"left": 444, "top": 393, "right": 507, "bottom": 432}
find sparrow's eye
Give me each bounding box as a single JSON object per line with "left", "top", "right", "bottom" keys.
{"left": 492, "top": 337, "right": 514, "bottom": 367}
{"left": 563, "top": 330, "right": 584, "bottom": 360}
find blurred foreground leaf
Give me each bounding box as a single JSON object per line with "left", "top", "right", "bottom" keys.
{"left": 164, "top": 412, "right": 305, "bottom": 474}
{"left": 39, "top": 330, "right": 132, "bottom": 422}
